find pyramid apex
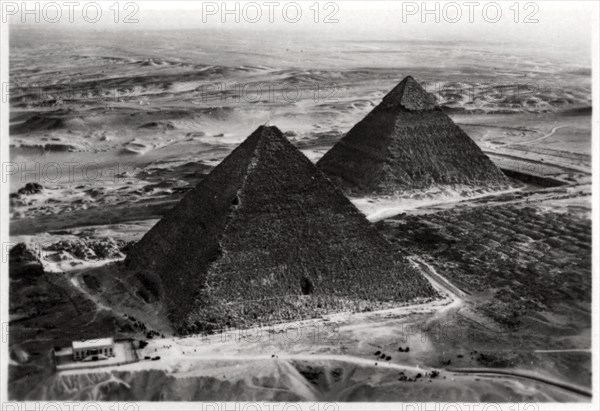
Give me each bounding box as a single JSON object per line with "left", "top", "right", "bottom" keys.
{"left": 255, "top": 124, "right": 281, "bottom": 133}
{"left": 250, "top": 125, "right": 286, "bottom": 142}
{"left": 381, "top": 76, "right": 437, "bottom": 111}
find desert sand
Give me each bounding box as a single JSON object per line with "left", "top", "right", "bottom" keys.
{"left": 8, "top": 27, "right": 591, "bottom": 401}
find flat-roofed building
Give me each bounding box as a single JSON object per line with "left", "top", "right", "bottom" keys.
{"left": 72, "top": 338, "right": 115, "bottom": 361}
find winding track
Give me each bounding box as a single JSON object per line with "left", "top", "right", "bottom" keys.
{"left": 448, "top": 367, "right": 592, "bottom": 398}
{"left": 408, "top": 257, "right": 592, "bottom": 399}
{"left": 487, "top": 125, "right": 569, "bottom": 149}
{"left": 518, "top": 125, "right": 569, "bottom": 145}
{"left": 63, "top": 251, "right": 591, "bottom": 400}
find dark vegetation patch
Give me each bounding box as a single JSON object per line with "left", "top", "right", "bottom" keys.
{"left": 296, "top": 364, "right": 325, "bottom": 386}
{"left": 8, "top": 245, "right": 136, "bottom": 400}
{"left": 17, "top": 182, "right": 44, "bottom": 195}
{"left": 385, "top": 205, "right": 591, "bottom": 328}
{"left": 475, "top": 352, "right": 514, "bottom": 368}
{"left": 330, "top": 367, "right": 344, "bottom": 382}
{"left": 9, "top": 243, "right": 44, "bottom": 279}
{"left": 82, "top": 273, "right": 100, "bottom": 290}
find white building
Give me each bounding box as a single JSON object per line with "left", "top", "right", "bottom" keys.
{"left": 72, "top": 338, "right": 115, "bottom": 361}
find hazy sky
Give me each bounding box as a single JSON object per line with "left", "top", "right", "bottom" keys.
{"left": 8, "top": 0, "right": 597, "bottom": 51}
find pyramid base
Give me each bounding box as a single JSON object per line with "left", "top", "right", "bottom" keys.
{"left": 179, "top": 294, "right": 437, "bottom": 335}
{"left": 331, "top": 179, "right": 516, "bottom": 198}
{"left": 348, "top": 183, "right": 518, "bottom": 221}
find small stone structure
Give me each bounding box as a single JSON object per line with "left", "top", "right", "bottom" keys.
{"left": 72, "top": 337, "right": 115, "bottom": 361}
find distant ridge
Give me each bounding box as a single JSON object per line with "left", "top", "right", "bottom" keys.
{"left": 317, "top": 76, "right": 510, "bottom": 194}
{"left": 125, "top": 125, "right": 436, "bottom": 334}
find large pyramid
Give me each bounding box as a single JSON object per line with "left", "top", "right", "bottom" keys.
{"left": 125, "top": 126, "right": 435, "bottom": 333}
{"left": 317, "top": 76, "right": 510, "bottom": 194}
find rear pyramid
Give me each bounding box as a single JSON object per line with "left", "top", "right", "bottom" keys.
{"left": 317, "top": 76, "right": 510, "bottom": 194}
{"left": 126, "top": 126, "right": 435, "bottom": 333}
